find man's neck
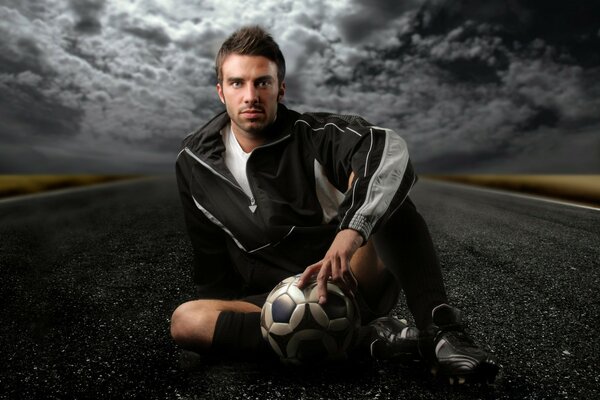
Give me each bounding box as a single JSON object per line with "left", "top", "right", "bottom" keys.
{"left": 230, "top": 114, "right": 279, "bottom": 153}
{"left": 230, "top": 128, "right": 266, "bottom": 153}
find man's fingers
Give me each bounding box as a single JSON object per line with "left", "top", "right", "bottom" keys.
{"left": 330, "top": 256, "right": 341, "bottom": 282}
{"left": 297, "top": 262, "right": 321, "bottom": 288}
{"left": 316, "top": 262, "right": 331, "bottom": 304}
{"left": 301, "top": 254, "right": 358, "bottom": 304}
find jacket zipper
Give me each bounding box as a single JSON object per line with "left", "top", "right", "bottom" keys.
{"left": 184, "top": 147, "right": 256, "bottom": 208}
{"left": 185, "top": 135, "right": 291, "bottom": 210}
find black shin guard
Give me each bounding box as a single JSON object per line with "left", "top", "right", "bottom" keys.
{"left": 211, "top": 311, "right": 275, "bottom": 359}
{"left": 373, "top": 198, "right": 448, "bottom": 330}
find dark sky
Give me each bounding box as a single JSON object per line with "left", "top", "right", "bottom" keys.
{"left": 1, "top": 0, "right": 599, "bottom": 173}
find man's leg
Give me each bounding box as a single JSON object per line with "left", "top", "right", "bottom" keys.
{"left": 373, "top": 197, "right": 448, "bottom": 330}
{"left": 170, "top": 299, "right": 265, "bottom": 356}
{"left": 348, "top": 240, "right": 387, "bottom": 309}
{"left": 370, "top": 197, "right": 498, "bottom": 383}
{"left": 348, "top": 234, "right": 421, "bottom": 361}
{"left": 345, "top": 173, "right": 445, "bottom": 327}
{"left": 345, "top": 196, "right": 445, "bottom": 332}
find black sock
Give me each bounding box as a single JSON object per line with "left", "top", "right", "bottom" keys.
{"left": 211, "top": 311, "right": 276, "bottom": 360}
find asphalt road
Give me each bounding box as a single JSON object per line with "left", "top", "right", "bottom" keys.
{"left": 0, "top": 177, "right": 598, "bottom": 399}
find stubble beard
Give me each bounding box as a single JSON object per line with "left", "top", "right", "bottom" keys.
{"left": 227, "top": 101, "right": 276, "bottom": 138}
{"left": 232, "top": 117, "right": 269, "bottom": 138}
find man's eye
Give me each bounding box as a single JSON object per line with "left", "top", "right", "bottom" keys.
{"left": 231, "top": 82, "right": 242, "bottom": 88}
{"left": 257, "top": 81, "right": 272, "bottom": 87}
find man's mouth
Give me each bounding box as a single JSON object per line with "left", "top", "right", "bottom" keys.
{"left": 242, "top": 109, "right": 264, "bottom": 118}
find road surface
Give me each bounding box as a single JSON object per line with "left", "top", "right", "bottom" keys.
{"left": 0, "top": 177, "right": 598, "bottom": 399}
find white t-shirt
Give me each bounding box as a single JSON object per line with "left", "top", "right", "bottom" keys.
{"left": 222, "top": 124, "right": 254, "bottom": 200}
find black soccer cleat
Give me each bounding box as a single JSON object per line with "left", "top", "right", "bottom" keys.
{"left": 418, "top": 304, "right": 499, "bottom": 384}
{"left": 367, "top": 316, "right": 421, "bottom": 361}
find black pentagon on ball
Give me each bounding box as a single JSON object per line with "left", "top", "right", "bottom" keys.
{"left": 321, "top": 292, "right": 347, "bottom": 319}
{"left": 271, "top": 294, "right": 297, "bottom": 323}
{"left": 296, "top": 339, "right": 329, "bottom": 363}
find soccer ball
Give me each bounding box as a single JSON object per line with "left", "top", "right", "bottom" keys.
{"left": 260, "top": 274, "right": 361, "bottom": 365}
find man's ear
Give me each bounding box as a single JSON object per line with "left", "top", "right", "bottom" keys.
{"left": 277, "top": 81, "right": 286, "bottom": 101}
{"left": 216, "top": 83, "right": 225, "bottom": 104}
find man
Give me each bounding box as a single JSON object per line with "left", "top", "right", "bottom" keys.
{"left": 171, "top": 25, "right": 498, "bottom": 384}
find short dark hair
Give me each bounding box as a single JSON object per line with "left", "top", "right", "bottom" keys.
{"left": 215, "top": 26, "right": 286, "bottom": 84}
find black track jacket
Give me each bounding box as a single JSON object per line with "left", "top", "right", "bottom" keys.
{"left": 176, "top": 103, "right": 416, "bottom": 295}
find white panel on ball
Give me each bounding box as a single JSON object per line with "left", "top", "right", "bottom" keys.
{"left": 287, "top": 284, "right": 307, "bottom": 304}
{"left": 308, "top": 303, "right": 330, "bottom": 328}
{"left": 328, "top": 318, "right": 350, "bottom": 331}
{"left": 270, "top": 322, "right": 293, "bottom": 336}
{"left": 288, "top": 303, "right": 306, "bottom": 330}
{"left": 326, "top": 282, "right": 345, "bottom": 297}
{"left": 270, "top": 285, "right": 291, "bottom": 300}
{"left": 306, "top": 283, "right": 320, "bottom": 303}
{"left": 261, "top": 326, "right": 268, "bottom": 340}
{"left": 262, "top": 302, "right": 273, "bottom": 328}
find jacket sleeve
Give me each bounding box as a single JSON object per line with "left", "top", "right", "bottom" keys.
{"left": 298, "top": 113, "right": 416, "bottom": 241}
{"left": 175, "top": 149, "right": 235, "bottom": 291}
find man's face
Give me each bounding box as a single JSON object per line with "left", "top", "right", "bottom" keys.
{"left": 217, "top": 54, "right": 285, "bottom": 138}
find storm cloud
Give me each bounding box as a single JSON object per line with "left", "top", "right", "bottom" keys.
{"left": 0, "top": 0, "right": 598, "bottom": 173}
{"left": 69, "top": 0, "right": 106, "bottom": 34}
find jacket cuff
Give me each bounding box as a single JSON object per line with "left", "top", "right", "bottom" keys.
{"left": 344, "top": 213, "right": 374, "bottom": 242}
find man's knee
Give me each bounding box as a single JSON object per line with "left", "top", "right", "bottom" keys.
{"left": 351, "top": 240, "right": 384, "bottom": 279}
{"left": 170, "top": 300, "right": 214, "bottom": 348}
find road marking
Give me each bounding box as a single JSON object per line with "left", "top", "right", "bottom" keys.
{"left": 423, "top": 178, "right": 600, "bottom": 212}
{"left": 0, "top": 176, "right": 157, "bottom": 205}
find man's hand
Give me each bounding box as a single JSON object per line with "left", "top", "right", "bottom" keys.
{"left": 297, "top": 229, "right": 364, "bottom": 304}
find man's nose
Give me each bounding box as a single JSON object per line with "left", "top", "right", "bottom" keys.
{"left": 243, "top": 85, "right": 258, "bottom": 103}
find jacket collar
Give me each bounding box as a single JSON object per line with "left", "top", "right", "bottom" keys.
{"left": 189, "top": 103, "right": 298, "bottom": 163}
